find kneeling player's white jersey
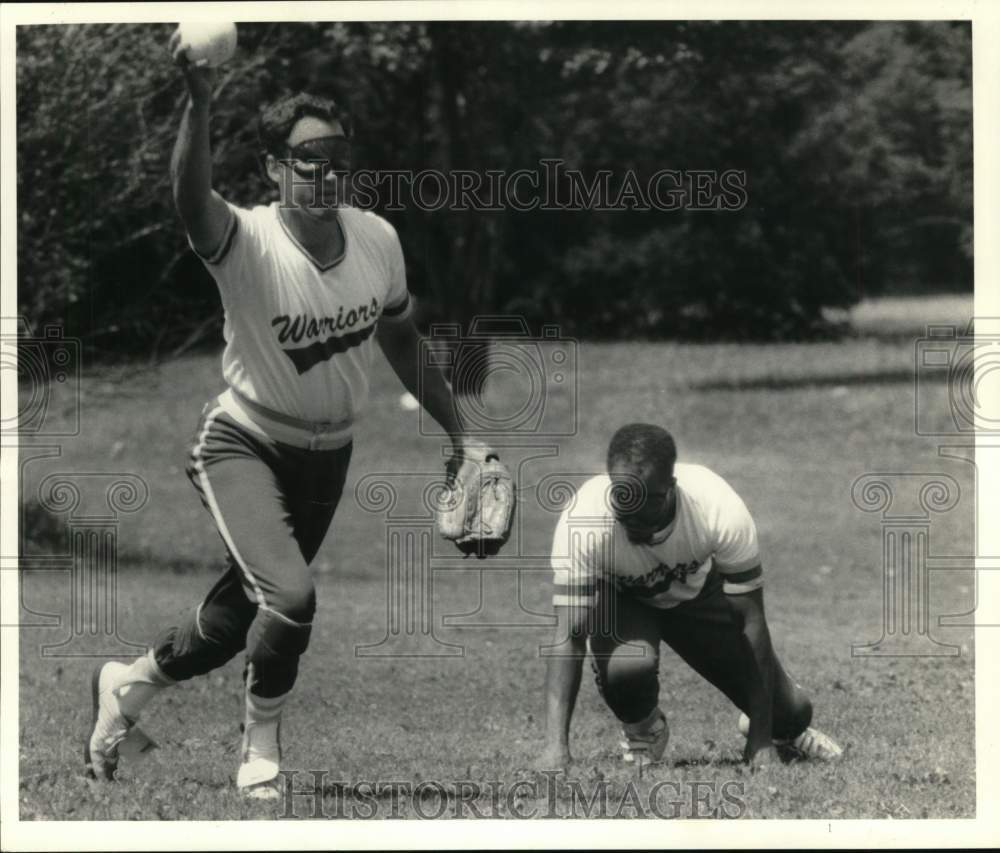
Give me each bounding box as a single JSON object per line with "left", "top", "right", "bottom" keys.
{"left": 192, "top": 202, "right": 413, "bottom": 426}
{"left": 550, "top": 464, "right": 763, "bottom": 609}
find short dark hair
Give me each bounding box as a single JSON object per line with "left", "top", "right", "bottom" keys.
{"left": 257, "top": 92, "right": 353, "bottom": 156}
{"left": 606, "top": 423, "right": 677, "bottom": 476}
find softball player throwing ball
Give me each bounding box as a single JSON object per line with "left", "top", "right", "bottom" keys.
{"left": 85, "top": 28, "right": 481, "bottom": 800}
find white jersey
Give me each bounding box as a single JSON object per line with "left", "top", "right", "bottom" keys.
{"left": 551, "top": 464, "right": 763, "bottom": 609}
{"left": 192, "top": 201, "right": 412, "bottom": 427}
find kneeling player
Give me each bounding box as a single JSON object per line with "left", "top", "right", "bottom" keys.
{"left": 540, "top": 423, "right": 842, "bottom": 770}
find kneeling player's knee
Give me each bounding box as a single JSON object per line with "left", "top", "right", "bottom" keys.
{"left": 597, "top": 644, "right": 659, "bottom": 722}
{"left": 607, "top": 645, "right": 658, "bottom": 686}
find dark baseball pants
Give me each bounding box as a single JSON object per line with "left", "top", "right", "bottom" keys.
{"left": 152, "top": 403, "right": 352, "bottom": 698}
{"left": 590, "top": 576, "right": 812, "bottom": 739}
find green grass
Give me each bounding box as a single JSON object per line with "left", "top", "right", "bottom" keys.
{"left": 17, "top": 296, "right": 977, "bottom": 819}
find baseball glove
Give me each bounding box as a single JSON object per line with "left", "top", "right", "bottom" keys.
{"left": 437, "top": 448, "right": 515, "bottom": 558}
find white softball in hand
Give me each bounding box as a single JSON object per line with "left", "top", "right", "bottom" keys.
{"left": 176, "top": 22, "right": 237, "bottom": 68}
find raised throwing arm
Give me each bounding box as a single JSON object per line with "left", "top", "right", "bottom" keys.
{"left": 168, "top": 29, "right": 231, "bottom": 259}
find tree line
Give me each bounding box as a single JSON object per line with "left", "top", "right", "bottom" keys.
{"left": 16, "top": 20, "right": 971, "bottom": 358}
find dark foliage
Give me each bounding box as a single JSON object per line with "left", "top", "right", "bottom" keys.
{"left": 16, "top": 21, "right": 971, "bottom": 357}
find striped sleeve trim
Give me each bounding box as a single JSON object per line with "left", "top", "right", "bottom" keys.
{"left": 722, "top": 564, "right": 763, "bottom": 595}
{"left": 552, "top": 561, "right": 597, "bottom": 602}
{"left": 191, "top": 211, "right": 238, "bottom": 266}
{"left": 380, "top": 293, "right": 412, "bottom": 323}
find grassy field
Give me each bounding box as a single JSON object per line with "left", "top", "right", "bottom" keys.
{"left": 16, "top": 295, "right": 978, "bottom": 820}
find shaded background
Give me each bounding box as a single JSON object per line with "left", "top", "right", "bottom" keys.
{"left": 17, "top": 20, "right": 972, "bottom": 359}
{"left": 14, "top": 20, "right": 979, "bottom": 822}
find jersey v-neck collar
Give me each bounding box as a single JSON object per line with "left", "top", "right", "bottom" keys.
{"left": 274, "top": 203, "right": 348, "bottom": 272}
{"left": 644, "top": 488, "right": 683, "bottom": 546}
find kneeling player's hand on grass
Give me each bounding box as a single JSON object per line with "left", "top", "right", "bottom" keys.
{"left": 536, "top": 743, "right": 572, "bottom": 772}
{"left": 745, "top": 743, "right": 780, "bottom": 771}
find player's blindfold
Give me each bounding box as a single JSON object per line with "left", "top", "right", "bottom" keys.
{"left": 285, "top": 136, "right": 352, "bottom": 176}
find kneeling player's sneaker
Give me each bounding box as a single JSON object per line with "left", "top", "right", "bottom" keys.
{"left": 737, "top": 713, "right": 843, "bottom": 761}
{"left": 620, "top": 708, "right": 670, "bottom": 765}
{"left": 84, "top": 662, "right": 157, "bottom": 781}
{"left": 785, "top": 726, "right": 843, "bottom": 761}
{"left": 237, "top": 719, "right": 283, "bottom": 801}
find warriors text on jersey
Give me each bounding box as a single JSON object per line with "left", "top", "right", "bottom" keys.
{"left": 191, "top": 201, "right": 413, "bottom": 435}
{"left": 550, "top": 464, "right": 764, "bottom": 609}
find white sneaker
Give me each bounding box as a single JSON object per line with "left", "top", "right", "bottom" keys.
{"left": 786, "top": 726, "right": 843, "bottom": 761}
{"left": 620, "top": 709, "right": 669, "bottom": 765}
{"left": 236, "top": 718, "right": 282, "bottom": 800}
{"left": 737, "top": 713, "right": 843, "bottom": 761}
{"left": 84, "top": 662, "right": 157, "bottom": 780}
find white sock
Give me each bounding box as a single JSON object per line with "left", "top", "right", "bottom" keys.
{"left": 245, "top": 691, "right": 287, "bottom": 726}
{"left": 243, "top": 672, "right": 287, "bottom": 761}
{"left": 116, "top": 649, "right": 173, "bottom": 721}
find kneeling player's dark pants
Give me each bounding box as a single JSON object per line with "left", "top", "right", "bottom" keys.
{"left": 590, "top": 578, "right": 812, "bottom": 740}
{"left": 152, "top": 404, "right": 352, "bottom": 698}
